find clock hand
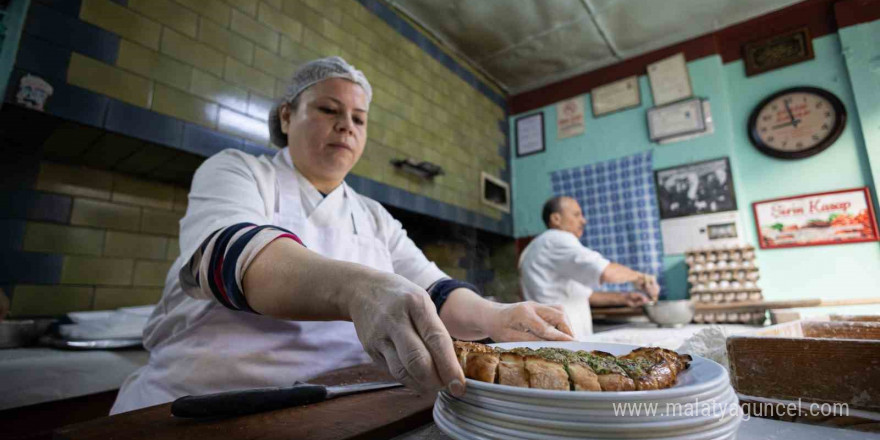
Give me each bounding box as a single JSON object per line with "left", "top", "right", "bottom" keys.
{"left": 784, "top": 101, "right": 800, "bottom": 128}
{"left": 771, "top": 121, "right": 796, "bottom": 129}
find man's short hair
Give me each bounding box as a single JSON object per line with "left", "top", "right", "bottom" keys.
{"left": 542, "top": 196, "right": 567, "bottom": 228}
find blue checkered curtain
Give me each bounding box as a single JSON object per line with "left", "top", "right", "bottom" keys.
{"left": 550, "top": 151, "right": 663, "bottom": 292}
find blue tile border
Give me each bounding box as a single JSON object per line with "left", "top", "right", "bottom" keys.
{"left": 0, "top": 190, "right": 72, "bottom": 224}
{"left": 181, "top": 123, "right": 243, "bottom": 157}
{"left": 15, "top": 34, "right": 72, "bottom": 82}
{"left": 355, "top": 0, "right": 506, "bottom": 111}
{"left": 0, "top": 220, "right": 27, "bottom": 251}
{"left": 0, "top": 251, "right": 64, "bottom": 284}
{"left": 104, "top": 100, "right": 184, "bottom": 148}
{"left": 25, "top": 2, "right": 119, "bottom": 65}
{"left": 33, "top": 0, "right": 83, "bottom": 17}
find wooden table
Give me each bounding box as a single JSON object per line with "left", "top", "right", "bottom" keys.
{"left": 54, "top": 364, "right": 435, "bottom": 440}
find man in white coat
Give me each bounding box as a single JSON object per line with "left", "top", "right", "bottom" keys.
{"left": 519, "top": 196, "right": 660, "bottom": 339}
{"left": 111, "top": 57, "right": 574, "bottom": 414}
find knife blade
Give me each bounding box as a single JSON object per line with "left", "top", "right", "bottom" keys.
{"left": 171, "top": 380, "right": 403, "bottom": 418}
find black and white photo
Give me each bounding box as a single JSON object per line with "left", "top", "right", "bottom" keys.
{"left": 654, "top": 158, "right": 737, "bottom": 219}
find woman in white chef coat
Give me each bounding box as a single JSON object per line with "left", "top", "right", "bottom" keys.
{"left": 111, "top": 57, "right": 573, "bottom": 414}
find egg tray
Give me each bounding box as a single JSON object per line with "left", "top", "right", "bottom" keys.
{"left": 693, "top": 311, "right": 766, "bottom": 325}
{"left": 692, "top": 291, "right": 764, "bottom": 303}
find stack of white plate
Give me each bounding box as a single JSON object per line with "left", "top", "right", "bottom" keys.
{"left": 435, "top": 342, "right": 741, "bottom": 440}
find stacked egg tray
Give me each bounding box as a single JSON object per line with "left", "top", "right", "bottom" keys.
{"left": 686, "top": 245, "right": 766, "bottom": 325}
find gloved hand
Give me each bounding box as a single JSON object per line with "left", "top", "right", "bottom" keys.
{"left": 482, "top": 301, "right": 575, "bottom": 342}
{"left": 347, "top": 271, "right": 466, "bottom": 397}
{"left": 622, "top": 292, "right": 651, "bottom": 307}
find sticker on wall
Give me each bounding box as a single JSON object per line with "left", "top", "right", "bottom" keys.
{"left": 556, "top": 96, "right": 585, "bottom": 139}
{"left": 16, "top": 74, "right": 54, "bottom": 111}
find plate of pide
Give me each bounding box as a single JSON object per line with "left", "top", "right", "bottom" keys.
{"left": 434, "top": 341, "right": 741, "bottom": 440}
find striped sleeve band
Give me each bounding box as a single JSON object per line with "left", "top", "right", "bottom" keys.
{"left": 179, "top": 222, "right": 304, "bottom": 313}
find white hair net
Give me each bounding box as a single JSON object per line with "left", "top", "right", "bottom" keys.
{"left": 268, "top": 56, "right": 372, "bottom": 147}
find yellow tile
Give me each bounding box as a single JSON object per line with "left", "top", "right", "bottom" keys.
{"left": 93, "top": 287, "right": 163, "bottom": 310}
{"left": 189, "top": 69, "right": 249, "bottom": 113}
{"left": 10, "top": 285, "right": 94, "bottom": 317}
{"left": 262, "top": 0, "right": 281, "bottom": 10}
{"left": 23, "top": 222, "right": 105, "bottom": 256}
{"left": 152, "top": 83, "right": 219, "bottom": 128}
{"left": 173, "top": 188, "right": 189, "bottom": 213}
{"left": 35, "top": 161, "right": 113, "bottom": 200}
{"left": 166, "top": 238, "right": 180, "bottom": 260}
{"left": 257, "top": 2, "right": 302, "bottom": 44}
{"left": 116, "top": 39, "right": 192, "bottom": 91}
{"left": 301, "top": 27, "right": 338, "bottom": 56}
{"left": 161, "top": 28, "right": 225, "bottom": 77}
{"left": 70, "top": 198, "right": 141, "bottom": 232}
{"left": 61, "top": 256, "right": 134, "bottom": 285}
{"left": 174, "top": 0, "right": 231, "bottom": 26}
{"left": 247, "top": 92, "right": 275, "bottom": 121}
{"left": 225, "top": 0, "right": 258, "bottom": 16}
{"left": 198, "top": 17, "right": 254, "bottom": 64}
{"left": 320, "top": 18, "right": 345, "bottom": 45}
{"left": 133, "top": 260, "right": 173, "bottom": 286}
{"left": 230, "top": 9, "right": 279, "bottom": 52}
{"left": 141, "top": 208, "right": 183, "bottom": 236}
{"left": 224, "top": 56, "right": 276, "bottom": 97}
{"left": 130, "top": 0, "right": 197, "bottom": 38}
{"left": 279, "top": 36, "right": 319, "bottom": 63}
{"left": 254, "top": 46, "right": 295, "bottom": 80}
{"left": 112, "top": 175, "right": 175, "bottom": 210}
{"left": 104, "top": 231, "right": 169, "bottom": 259}
{"left": 80, "top": 0, "right": 161, "bottom": 50}
{"left": 217, "top": 107, "right": 271, "bottom": 144}
{"left": 68, "top": 53, "right": 153, "bottom": 108}
{"left": 275, "top": 78, "right": 289, "bottom": 99}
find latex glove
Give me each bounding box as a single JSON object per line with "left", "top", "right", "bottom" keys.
{"left": 483, "top": 301, "right": 575, "bottom": 342}
{"left": 347, "top": 271, "right": 466, "bottom": 397}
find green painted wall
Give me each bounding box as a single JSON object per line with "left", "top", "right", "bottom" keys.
{"left": 510, "top": 32, "right": 880, "bottom": 315}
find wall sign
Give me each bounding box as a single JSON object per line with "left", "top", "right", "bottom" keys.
{"left": 647, "top": 53, "right": 693, "bottom": 106}
{"left": 647, "top": 98, "right": 706, "bottom": 143}
{"left": 753, "top": 187, "right": 879, "bottom": 249}
{"left": 591, "top": 75, "right": 640, "bottom": 117}
{"left": 556, "top": 97, "right": 585, "bottom": 139}
{"left": 743, "top": 27, "right": 814, "bottom": 77}
{"left": 515, "top": 112, "right": 545, "bottom": 157}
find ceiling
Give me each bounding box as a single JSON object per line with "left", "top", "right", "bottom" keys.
{"left": 386, "top": 0, "right": 806, "bottom": 94}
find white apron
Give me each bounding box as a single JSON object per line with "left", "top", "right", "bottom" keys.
{"left": 111, "top": 153, "right": 390, "bottom": 414}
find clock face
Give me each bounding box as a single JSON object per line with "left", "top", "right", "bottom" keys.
{"left": 748, "top": 87, "right": 846, "bottom": 159}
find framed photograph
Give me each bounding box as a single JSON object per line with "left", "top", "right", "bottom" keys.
{"left": 556, "top": 96, "right": 585, "bottom": 139}
{"left": 481, "top": 172, "right": 510, "bottom": 213}
{"left": 654, "top": 157, "right": 737, "bottom": 220}
{"left": 743, "top": 27, "right": 814, "bottom": 77}
{"left": 647, "top": 53, "right": 693, "bottom": 106}
{"left": 591, "top": 75, "right": 641, "bottom": 117}
{"left": 515, "top": 112, "right": 545, "bottom": 157}
{"left": 752, "top": 187, "right": 879, "bottom": 249}
{"left": 647, "top": 98, "right": 706, "bottom": 142}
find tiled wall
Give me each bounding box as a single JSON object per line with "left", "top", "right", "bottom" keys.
{"left": 12, "top": 0, "right": 511, "bottom": 232}
{"left": 2, "top": 159, "right": 186, "bottom": 316}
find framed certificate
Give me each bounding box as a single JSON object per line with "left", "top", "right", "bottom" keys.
{"left": 515, "top": 112, "right": 545, "bottom": 157}
{"left": 591, "top": 75, "right": 641, "bottom": 117}
{"left": 647, "top": 53, "right": 693, "bottom": 106}
{"left": 647, "top": 98, "right": 706, "bottom": 142}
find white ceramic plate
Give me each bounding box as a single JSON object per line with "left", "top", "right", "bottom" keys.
{"left": 463, "top": 342, "right": 729, "bottom": 403}
{"left": 435, "top": 398, "right": 742, "bottom": 440}
{"left": 439, "top": 389, "right": 741, "bottom": 434}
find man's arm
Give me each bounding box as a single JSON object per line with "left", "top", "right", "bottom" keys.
{"left": 589, "top": 291, "right": 650, "bottom": 307}
{"left": 599, "top": 263, "right": 660, "bottom": 299}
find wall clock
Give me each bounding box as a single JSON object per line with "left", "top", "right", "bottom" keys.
{"left": 748, "top": 87, "right": 846, "bottom": 159}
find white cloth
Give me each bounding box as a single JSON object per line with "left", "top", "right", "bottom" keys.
{"left": 518, "top": 229, "right": 610, "bottom": 340}
{"left": 111, "top": 149, "right": 446, "bottom": 414}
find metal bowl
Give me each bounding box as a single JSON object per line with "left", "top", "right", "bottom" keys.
{"left": 643, "top": 300, "right": 696, "bottom": 328}
{"left": 0, "top": 319, "right": 55, "bottom": 349}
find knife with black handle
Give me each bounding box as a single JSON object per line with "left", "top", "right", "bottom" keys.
{"left": 171, "top": 381, "right": 403, "bottom": 418}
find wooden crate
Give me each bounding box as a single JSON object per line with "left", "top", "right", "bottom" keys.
{"left": 727, "top": 316, "right": 880, "bottom": 412}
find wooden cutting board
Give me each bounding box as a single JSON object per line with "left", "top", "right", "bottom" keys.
{"left": 53, "top": 364, "right": 435, "bottom": 440}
